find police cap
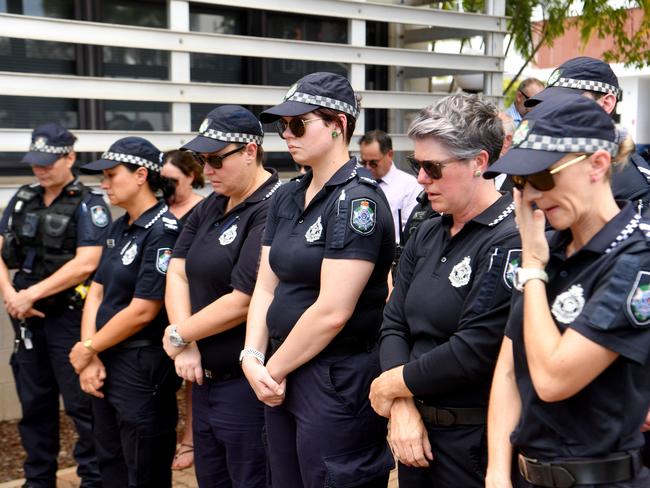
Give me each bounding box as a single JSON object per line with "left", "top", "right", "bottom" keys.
{"left": 484, "top": 92, "right": 617, "bottom": 178}
{"left": 82, "top": 136, "right": 163, "bottom": 173}
{"left": 22, "top": 122, "right": 76, "bottom": 166}
{"left": 182, "top": 105, "right": 263, "bottom": 154}
{"left": 259, "top": 72, "right": 359, "bottom": 123}
{"left": 525, "top": 56, "right": 622, "bottom": 108}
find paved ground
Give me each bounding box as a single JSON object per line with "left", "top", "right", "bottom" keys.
{"left": 0, "top": 466, "right": 400, "bottom": 487}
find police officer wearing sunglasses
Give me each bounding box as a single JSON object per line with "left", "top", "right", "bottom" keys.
{"left": 161, "top": 105, "right": 279, "bottom": 487}
{"left": 0, "top": 123, "right": 106, "bottom": 487}
{"left": 485, "top": 93, "right": 650, "bottom": 488}
{"left": 68, "top": 137, "right": 180, "bottom": 487}
{"left": 370, "top": 93, "right": 520, "bottom": 488}
{"left": 243, "top": 72, "right": 395, "bottom": 487}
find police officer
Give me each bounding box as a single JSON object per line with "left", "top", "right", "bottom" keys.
{"left": 524, "top": 56, "right": 650, "bottom": 213}
{"left": 242, "top": 72, "right": 395, "bottom": 488}
{"left": 485, "top": 93, "right": 650, "bottom": 487}
{"left": 161, "top": 105, "right": 279, "bottom": 487}
{"left": 0, "top": 123, "right": 106, "bottom": 488}
{"left": 68, "top": 137, "right": 180, "bottom": 488}
{"left": 369, "top": 93, "right": 519, "bottom": 488}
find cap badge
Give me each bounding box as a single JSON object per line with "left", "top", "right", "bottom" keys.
{"left": 199, "top": 118, "right": 211, "bottom": 134}
{"left": 285, "top": 83, "right": 298, "bottom": 100}
{"left": 503, "top": 249, "right": 522, "bottom": 289}
{"left": 449, "top": 256, "right": 472, "bottom": 288}
{"left": 551, "top": 284, "right": 585, "bottom": 324}
{"left": 33, "top": 136, "right": 47, "bottom": 150}
{"left": 121, "top": 242, "right": 138, "bottom": 266}
{"left": 219, "top": 223, "right": 238, "bottom": 246}
{"left": 305, "top": 216, "right": 323, "bottom": 243}
{"left": 512, "top": 120, "right": 531, "bottom": 146}
{"left": 626, "top": 271, "right": 650, "bottom": 327}
{"left": 547, "top": 68, "right": 561, "bottom": 87}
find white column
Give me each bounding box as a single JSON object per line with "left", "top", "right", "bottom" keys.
{"left": 168, "top": 1, "right": 191, "bottom": 132}
{"left": 484, "top": 0, "right": 506, "bottom": 105}
{"left": 349, "top": 15, "right": 366, "bottom": 134}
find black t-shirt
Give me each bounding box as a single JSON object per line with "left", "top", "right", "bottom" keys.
{"left": 262, "top": 159, "right": 395, "bottom": 346}
{"left": 506, "top": 202, "right": 650, "bottom": 459}
{"left": 172, "top": 170, "right": 280, "bottom": 371}
{"left": 93, "top": 200, "right": 179, "bottom": 344}
{"left": 380, "top": 194, "right": 520, "bottom": 407}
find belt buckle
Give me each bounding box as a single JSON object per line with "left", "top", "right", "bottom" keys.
{"left": 204, "top": 369, "right": 213, "bottom": 379}
{"left": 434, "top": 408, "right": 455, "bottom": 426}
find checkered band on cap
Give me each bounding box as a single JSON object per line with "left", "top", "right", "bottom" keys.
{"left": 552, "top": 77, "right": 622, "bottom": 100}
{"left": 286, "top": 91, "right": 359, "bottom": 119}
{"left": 517, "top": 134, "right": 618, "bottom": 156}
{"left": 101, "top": 151, "right": 161, "bottom": 172}
{"left": 29, "top": 144, "right": 74, "bottom": 154}
{"left": 200, "top": 129, "right": 263, "bottom": 145}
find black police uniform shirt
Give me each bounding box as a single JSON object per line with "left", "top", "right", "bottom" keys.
{"left": 92, "top": 200, "right": 179, "bottom": 343}
{"left": 171, "top": 171, "right": 280, "bottom": 371}
{"left": 262, "top": 159, "right": 395, "bottom": 346}
{"left": 0, "top": 180, "right": 111, "bottom": 291}
{"left": 612, "top": 153, "right": 650, "bottom": 211}
{"left": 507, "top": 202, "right": 650, "bottom": 460}
{"left": 380, "top": 194, "right": 520, "bottom": 407}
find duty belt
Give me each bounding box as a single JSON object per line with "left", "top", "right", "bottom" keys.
{"left": 415, "top": 402, "right": 486, "bottom": 426}
{"left": 518, "top": 451, "right": 639, "bottom": 488}
{"left": 203, "top": 365, "right": 244, "bottom": 382}
{"left": 113, "top": 339, "right": 156, "bottom": 350}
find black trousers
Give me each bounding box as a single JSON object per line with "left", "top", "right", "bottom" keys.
{"left": 10, "top": 310, "right": 101, "bottom": 488}
{"left": 91, "top": 346, "right": 179, "bottom": 488}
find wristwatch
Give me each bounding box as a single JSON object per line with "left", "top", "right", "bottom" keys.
{"left": 169, "top": 325, "right": 189, "bottom": 347}
{"left": 239, "top": 347, "right": 265, "bottom": 365}
{"left": 83, "top": 338, "right": 97, "bottom": 354}
{"left": 513, "top": 268, "right": 548, "bottom": 292}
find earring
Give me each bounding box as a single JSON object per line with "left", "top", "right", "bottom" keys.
{"left": 474, "top": 170, "right": 482, "bottom": 177}
{"left": 331, "top": 131, "right": 339, "bottom": 138}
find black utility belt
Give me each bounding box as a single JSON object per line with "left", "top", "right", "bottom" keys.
{"left": 518, "top": 451, "right": 640, "bottom": 488}
{"left": 203, "top": 365, "right": 244, "bottom": 382}
{"left": 415, "top": 402, "right": 486, "bottom": 426}
{"left": 269, "top": 335, "right": 376, "bottom": 356}
{"left": 112, "top": 339, "right": 156, "bottom": 350}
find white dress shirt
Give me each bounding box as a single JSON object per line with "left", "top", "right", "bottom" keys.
{"left": 377, "top": 163, "right": 422, "bottom": 242}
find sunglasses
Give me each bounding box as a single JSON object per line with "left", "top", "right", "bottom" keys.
{"left": 407, "top": 155, "right": 460, "bottom": 179}
{"left": 360, "top": 159, "right": 379, "bottom": 169}
{"left": 518, "top": 89, "right": 531, "bottom": 100}
{"left": 511, "top": 154, "right": 588, "bottom": 192}
{"left": 276, "top": 118, "right": 323, "bottom": 139}
{"left": 193, "top": 145, "right": 245, "bottom": 169}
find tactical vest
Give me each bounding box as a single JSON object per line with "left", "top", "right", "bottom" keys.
{"left": 2, "top": 181, "right": 88, "bottom": 281}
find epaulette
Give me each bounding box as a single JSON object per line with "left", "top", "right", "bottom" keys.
{"left": 358, "top": 175, "right": 378, "bottom": 187}
{"left": 162, "top": 215, "right": 179, "bottom": 232}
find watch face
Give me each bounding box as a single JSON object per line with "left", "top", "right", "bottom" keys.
{"left": 170, "top": 333, "right": 184, "bottom": 347}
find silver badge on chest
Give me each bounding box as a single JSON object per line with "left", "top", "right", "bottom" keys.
{"left": 219, "top": 223, "right": 238, "bottom": 246}
{"left": 551, "top": 284, "right": 585, "bottom": 324}
{"left": 121, "top": 242, "right": 138, "bottom": 266}
{"left": 449, "top": 256, "right": 472, "bottom": 288}
{"left": 305, "top": 216, "right": 323, "bottom": 243}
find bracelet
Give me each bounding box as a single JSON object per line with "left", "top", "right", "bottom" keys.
{"left": 239, "top": 347, "right": 265, "bottom": 365}
{"left": 83, "top": 338, "right": 97, "bottom": 354}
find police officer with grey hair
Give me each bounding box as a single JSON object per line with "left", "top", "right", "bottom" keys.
{"left": 0, "top": 123, "right": 108, "bottom": 487}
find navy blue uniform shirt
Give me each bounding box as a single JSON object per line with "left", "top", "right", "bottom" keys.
{"left": 380, "top": 194, "right": 520, "bottom": 407}
{"left": 611, "top": 153, "right": 650, "bottom": 210}
{"left": 172, "top": 170, "right": 280, "bottom": 371}
{"left": 262, "top": 159, "right": 395, "bottom": 346}
{"left": 507, "top": 202, "right": 650, "bottom": 459}
{"left": 93, "top": 200, "right": 179, "bottom": 344}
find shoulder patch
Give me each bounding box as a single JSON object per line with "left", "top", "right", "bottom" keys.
{"left": 349, "top": 198, "right": 376, "bottom": 235}
{"left": 156, "top": 248, "right": 173, "bottom": 274}
{"left": 90, "top": 205, "right": 109, "bottom": 228}
{"left": 626, "top": 271, "right": 650, "bottom": 327}
{"left": 503, "top": 249, "right": 522, "bottom": 289}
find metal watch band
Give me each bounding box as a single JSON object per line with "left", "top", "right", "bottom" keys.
{"left": 239, "top": 347, "right": 265, "bottom": 364}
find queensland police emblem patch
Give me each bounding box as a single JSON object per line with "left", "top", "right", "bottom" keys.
{"left": 626, "top": 271, "right": 650, "bottom": 326}
{"left": 285, "top": 83, "right": 298, "bottom": 100}
{"left": 33, "top": 136, "right": 47, "bottom": 149}
{"left": 547, "top": 68, "right": 561, "bottom": 86}
{"left": 199, "top": 118, "right": 211, "bottom": 134}
{"left": 551, "top": 284, "right": 585, "bottom": 324}
{"left": 121, "top": 242, "right": 138, "bottom": 266}
{"left": 156, "top": 248, "right": 172, "bottom": 274}
{"left": 305, "top": 216, "right": 323, "bottom": 243}
{"left": 90, "top": 205, "right": 109, "bottom": 228}
{"left": 350, "top": 198, "right": 376, "bottom": 235}
{"left": 503, "top": 249, "right": 522, "bottom": 289}
{"left": 449, "top": 256, "right": 472, "bottom": 288}
{"left": 219, "top": 224, "right": 238, "bottom": 246}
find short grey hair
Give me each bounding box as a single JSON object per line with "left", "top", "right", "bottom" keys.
{"left": 408, "top": 93, "right": 504, "bottom": 164}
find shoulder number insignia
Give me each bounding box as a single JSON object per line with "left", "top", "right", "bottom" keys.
{"left": 219, "top": 223, "right": 238, "bottom": 246}
{"left": 350, "top": 198, "right": 377, "bottom": 235}
{"left": 626, "top": 271, "right": 650, "bottom": 327}
{"left": 156, "top": 248, "right": 173, "bottom": 274}
{"left": 305, "top": 216, "right": 323, "bottom": 243}
{"left": 551, "top": 284, "right": 585, "bottom": 324}
{"left": 90, "top": 205, "right": 109, "bottom": 228}
{"left": 449, "top": 256, "right": 472, "bottom": 288}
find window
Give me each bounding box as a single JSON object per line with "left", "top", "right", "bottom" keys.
{"left": 0, "top": 38, "right": 76, "bottom": 75}
{"left": 103, "top": 100, "right": 170, "bottom": 131}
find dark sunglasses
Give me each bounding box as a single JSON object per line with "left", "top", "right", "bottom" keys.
{"left": 407, "top": 155, "right": 460, "bottom": 179}
{"left": 192, "top": 145, "right": 245, "bottom": 169}
{"left": 360, "top": 159, "right": 379, "bottom": 168}
{"left": 511, "top": 154, "right": 588, "bottom": 192}
{"left": 518, "top": 89, "right": 530, "bottom": 100}
{"left": 276, "top": 118, "right": 323, "bottom": 139}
